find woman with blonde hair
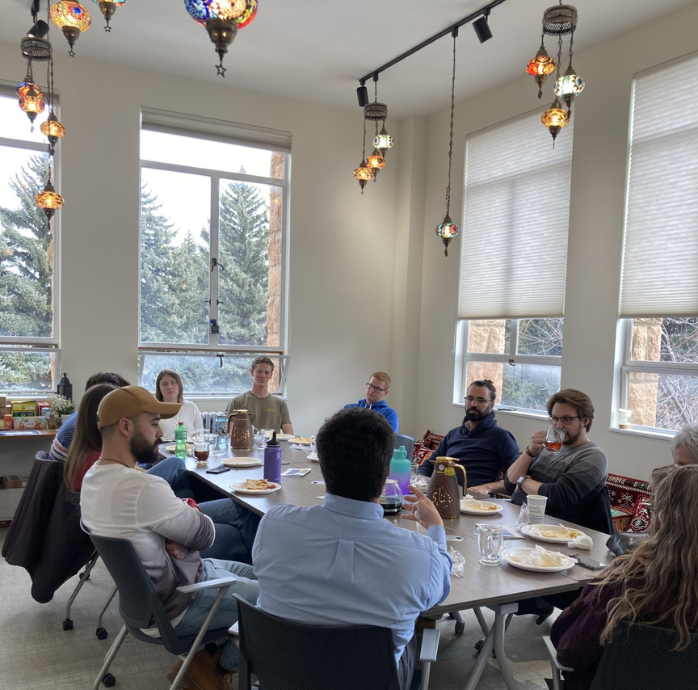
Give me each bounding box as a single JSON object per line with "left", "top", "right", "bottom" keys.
{"left": 550, "top": 464, "right": 698, "bottom": 689}
{"left": 155, "top": 369, "right": 203, "bottom": 441}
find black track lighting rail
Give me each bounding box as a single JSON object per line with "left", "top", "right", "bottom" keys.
{"left": 357, "top": 0, "right": 509, "bottom": 88}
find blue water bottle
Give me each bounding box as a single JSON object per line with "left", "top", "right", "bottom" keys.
{"left": 389, "top": 445, "right": 411, "bottom": 495}
{"left": 264, "top": 431, "right": 282, "bottom": 483}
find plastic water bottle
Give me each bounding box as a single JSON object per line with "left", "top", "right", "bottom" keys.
{"left": 389, "top": 445, "right": 411, "bottom": 495}
{"left": 174, "top": 422, "right": 187, "bottom": 459}
{"left": 264, "top": 431, "right": 282, "bottom": 483}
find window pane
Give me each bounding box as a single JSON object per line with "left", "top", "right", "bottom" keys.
{"left": 140, "top": 131, "right": 284, "bottom": 179}
{"left": 517, "top": 318, "right": 564, "bottom": 356}
{"left": 139, "top": 168, "right": 210, "bottom": 345}
{"left": 630, "top": 317, "right": 698, "bottom": 364}
{"left": 627, "top": 371, "right": 698, "bottom": 431}
{"left": 466, "top": 361, "right": 560, "bottom": 411}
{"left": 0, "top": 148, "right": 53, "bottom": 338}
{"left": 466, "top": 320, "right": 510, "bottom": 354}
{"left": 140, "top": 352, "right": 285, "bottom": 396}
{"left": 0, "top": 349, "right": 55, "bottom": 392}
{"left": 217, "top": 180, "right": 281, "bottom": 348}
{"left": 0, "top": 94, "right": 50, "bottom": 145}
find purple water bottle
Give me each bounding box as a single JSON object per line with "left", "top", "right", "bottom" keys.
{"left": 264, "top": 431, "right": 282, "bottom": 483}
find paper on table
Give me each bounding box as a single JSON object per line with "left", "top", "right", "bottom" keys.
{"left": 567, "top": 533, "right": 593, "bottom": 550}
{"left": 281, "top": 467, "right": 311, "bottom": 477}
{"left": 509, "top": 545, "right": 571, "bottom": 567}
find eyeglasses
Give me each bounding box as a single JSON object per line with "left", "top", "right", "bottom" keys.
{"left": 549, "top": 415, "right": 580, "bottom": 425}
{"left": 366, "top": 383, "right": 387, "bottom": 393}
{"left": 465, "top": 396, "right": 491, "bottom": 405}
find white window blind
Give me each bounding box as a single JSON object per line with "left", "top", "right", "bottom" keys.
{"left": 458, "top": 110, "right": 573, "bottom": 320}
{"left": 620, "top": 55, "right": 698, "bottom": 318}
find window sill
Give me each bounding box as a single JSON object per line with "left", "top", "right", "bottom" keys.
{"left": 608, "top": 426, "right": 675, "bottom": 441}
{"left": 452, "top": 403, "right": 548, "bottom": 422}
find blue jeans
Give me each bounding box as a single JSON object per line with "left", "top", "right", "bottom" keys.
{"left": 174, "top": 559, "right": 259, "bottom": 672}
{"left": 148, "top": 457, "right": 260, "bottom": 563}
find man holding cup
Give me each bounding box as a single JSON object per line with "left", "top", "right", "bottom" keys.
{"left": 503, "top": 389, "right": 613, "bottom": 534}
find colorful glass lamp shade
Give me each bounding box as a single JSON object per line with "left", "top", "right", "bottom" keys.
{"left": 526, "top": 47, "right": 556, "bottom": 98}
{"left": 367, "top": 148, "right": 385, "bottom": 179}
{"left": 541, "top": 97, "right": 570, "bottom": 143}
{"left": 40, "top": 112, "right": 66, "bottom": 152}
{"left": 435, "top": 215, "right": 459, "bottom": 256}
{"left": 51, "top": 1, "right": 91, "bottom": 56}
{"left": 554, "top": 67, "right": 585, "bottom": 110}
{"left": 353, "top": 159, "right": 372, "bottom": 193}
{"left": 17, "top": 80, "right": 45, "bottom": 128}
{"left": 184, "top": 0, "right": 257, "bottom": 77}
{"left": 90, "top": 0, "right": 127, "bottom": 32}
{"left": 35, "top": 180, "right": 64, "bottom": 220}
{"left": 373, "top": 126, "right": 393, "bottom": 156}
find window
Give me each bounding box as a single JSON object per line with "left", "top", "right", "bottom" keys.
{"left": 619, "top": 55, "right": 698, "bottom": 431}
{"left": 138, "top": 110, "right": 290, "bottom": 396}
{"left": 0, "top": 90, "right": 59, "bottom": 393}
{"left": 455, "top": 110, "right": 573, "bottom": 411}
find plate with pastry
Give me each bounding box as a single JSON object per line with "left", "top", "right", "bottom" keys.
{"left": 287, "top": 436, "right": 312, "bottom": 445}
{"left": 520, "top": 524, "right": 586, "bottom": 543}
{"left": 221, "top": 457, "right": 263, "bottom": 468}
{"left": 231, "top": 479, "right": 281, "bottom": 495}
{"left": 501, "top": 546, "right": 576, "bottom": 572}
{"left": 460, "top": 497, "right": 503, "bottom": 515}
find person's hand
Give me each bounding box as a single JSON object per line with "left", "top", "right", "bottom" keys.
{"left": 528, "top": 430, "right": 546, "bottom": 456}
{"left": 401, "top": 486, "right": 443, "bottom": 529}
{"left": 165, "top": 539, "right": 188, "bottom": 560}
{"left": 469, "top": 484, "right": 491, "bottom": 495}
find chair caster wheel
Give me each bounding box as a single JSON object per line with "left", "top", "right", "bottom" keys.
{"left": 103, "top": 673, "right": 116, "bottom": 687}
{"left": 96, "top": 627, "right": 108, "bottom": 640}
{"left": 79, "top": 570, "right": 91, "bottom": 580}
{"left": 63, "top": 618, "right": 74, "bottom": 631}
{"left": 455, "top": 621, "right": 465, "bottom": 635}
{"left": 474, "top": 637, "right": 496, "bottom": 658}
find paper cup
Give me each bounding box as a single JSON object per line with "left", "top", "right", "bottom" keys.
{"left": 527, "top": 495, "right": 548, "bottom": 524}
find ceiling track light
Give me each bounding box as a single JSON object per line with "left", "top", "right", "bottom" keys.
{"left": 472, "top": 11, "right": 492, "bottom": 43}
{"left": 357, "top": 80, "right": 369, "bottom": 107}
{"left": 28, "top": 20, "right": 49, "bottom": 38}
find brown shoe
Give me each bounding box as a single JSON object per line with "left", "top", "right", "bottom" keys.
{"left": 166, "top": 658, "right": 194, "bottom": 690}
{"left": 167, "top": 649, "right": 223, "bottom": 690}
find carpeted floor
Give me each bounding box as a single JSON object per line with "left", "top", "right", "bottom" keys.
{"left": 0, "top": 528, "right": 558, "bottom": 690}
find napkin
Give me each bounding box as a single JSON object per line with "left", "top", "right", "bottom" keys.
{"left": 510, "top": 545, "right": 570, "bottom": 567}
{"left": 567, "top": 533, "right": 593, "bottom": 550}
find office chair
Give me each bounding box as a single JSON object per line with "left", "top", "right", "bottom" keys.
{"left": 544, "top": 624, "right": 698, "bottom": 690}
{"left": 83, "top": 523, "right": 236, "bottom": 690}
{"left": 234, "top": 594, "right": 440, "bottom": 690}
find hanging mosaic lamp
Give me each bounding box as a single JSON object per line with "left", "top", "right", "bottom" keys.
{"left": 35, "top": 179, "right": 64, "bottom": 220}
{"left": 184, "top": 0, "right": 257, "bottom": 76}
{"left": 40, "top": 112, "right": 66, "bottom": 151}
{"left": 17, "top": 78, "right": 45, "bottom": 129}
{"left": 50, "top": 1, "right": 91, "bottom": 56}
{"left": 367, "top": 148, "right": 385, "bottom": 179}
{"left": 436, "top": 215, "right": 459, "bottom": 253}
{"left": 554, "top": 66, "right": 584, "bottom": 110}
{"left": 373, "top": 125, "right": 394, "bottom": 157}
{"left": 353, "top": 159, "right": 372, "bottom": 193}
{"left": 526, "top": 46, "right": 556, "bottom": 98}
{"left": 541, "top": 96, "right": 569, "bottom": 143}
{"left": 90, "top": 0, "right": 127, "bottom": 32}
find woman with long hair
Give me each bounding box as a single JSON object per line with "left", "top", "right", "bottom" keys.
{"left": 550, "top": 464, "right": 698, "bottom": 689}
{"left": 63, "top": 383, "right": 117, "bottom": 492}
{"left": 155, "top": 369, "right": 203, "bottom": 441}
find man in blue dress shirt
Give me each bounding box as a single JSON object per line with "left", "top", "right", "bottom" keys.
{"left": 252, "top": 407, "right": 451, "bottom": 690}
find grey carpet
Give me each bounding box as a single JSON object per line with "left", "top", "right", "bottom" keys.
{"left": 0, "top": 529, "right": 556, "bottom": 689}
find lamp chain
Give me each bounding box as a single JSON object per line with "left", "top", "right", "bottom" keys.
{"left": 444, "top": 31, "right": 457, "bottom": 219}
{"left": 568, "top": 25, "right": 574, "bottom": 68}
{"left": 362, "top": 117, "right": 367, "bottom": 161}
{"left": 556, "top": 34, "right": 563, "bottom": 81}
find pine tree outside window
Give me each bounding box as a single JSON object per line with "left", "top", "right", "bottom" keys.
{"left": 0, "top": 90, "right": 59, "bottom": 393}
{"left": 138, "top": 112, "right": 290, "bottom": 397}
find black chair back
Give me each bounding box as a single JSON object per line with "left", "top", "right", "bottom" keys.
{"left": 590, "top": 624, "right": 698, "bottom": 690}
{"left": 234, "top": 595, "right": 401, "bottom": 690}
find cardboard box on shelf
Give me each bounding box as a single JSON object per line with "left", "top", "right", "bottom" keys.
{"left": 11, "top": 400, "right": 37, "bottom": 414}
{"left": 2, "top": 476, "right": 22, "bottom": 489}
{"left": 15, "top": 416, "right": 46, "bottom": 430}
{"left": 3, "top": 415, "right": 13, "bottom": 430}
{"left": 0, "top": 395, "right": 6, "bottom": 408}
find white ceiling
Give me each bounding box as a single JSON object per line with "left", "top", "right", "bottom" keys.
{"left": 1, "top": 0, "right": 696, "bottom": 118}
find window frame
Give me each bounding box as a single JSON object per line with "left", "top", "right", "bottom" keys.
{"left": 137, "top": 133, "right": 290, "bottom": 356}
{"left": 454, "top": 319, "right": 562, "bottom": 413}
{"left": 0, "top": 87, "right": 61, "bottom": 394}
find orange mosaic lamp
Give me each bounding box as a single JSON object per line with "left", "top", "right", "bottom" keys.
{"left": 36, "top": 180, "right": 64, "bottom": 220}
{"left": 50, "top": 1, "right": 91, "bottom": 56}
{"left": 16, "top": 80, "right": 45, "bottom": 129}
{"left": 541, "top": 97, "right": 570, "bottom": 144}
{"left": 367, "top": 148, "right": 385, "bottom": 179}
{"left": 90, "top": 0, "right": 127, "bottom": 31}
{"left": 40, "top": 112, "right": 66, "bottom": 152}
{"left": 526, "top": 47, "right": 556, "bottom": 98}
{"left": 353, "top": 159, "right": 373, "bottom": 194}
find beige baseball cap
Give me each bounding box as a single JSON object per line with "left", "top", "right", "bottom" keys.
{"left": 97, "top": 385, "right": 181, "bottom": 428}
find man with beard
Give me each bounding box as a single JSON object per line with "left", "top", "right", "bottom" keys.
{"left": 503, "top": 388, "right": 613, "bottom": 533}
{"left": 417, "top": 379, "right": 520, "bottom": 490}
{"left": 81, "top": 386, "right": 260, "bottom": 690}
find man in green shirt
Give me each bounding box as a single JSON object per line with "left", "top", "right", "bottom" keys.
{"left": 226, "top": 356, "right": 294, "bottom": 434}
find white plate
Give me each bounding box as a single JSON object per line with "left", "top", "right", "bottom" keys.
{"left": 231, "top": 481, "right": 281, "bottom": 495}
{"left": 288, "top": 437, "right": 312, "bottom": 445}
{"left": 221, "top": 457, "right": 263, "bottom": 468}
{"left": 274, "top": 433, "right": 294, "bottom": 441}
{"left": 165, "top": 443, "right": 193, "bottom": 455}
{"left": 307, "top": 453, "right": 319, "bottom": 462}
{"left": 460, "top": 499, "right": 503, "bottom": 515}
{"left": 521, "top": 524, "right": 586, "bottom": 543}
{"left": 501, "top": 548, "right": 576, "bottom": 573}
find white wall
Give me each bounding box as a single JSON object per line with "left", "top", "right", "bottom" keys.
{"left": 415, "top": 3, "right": 698, "bottom": 481}
{"left": 0, "top": 41, "right": 402, "bottom": 442}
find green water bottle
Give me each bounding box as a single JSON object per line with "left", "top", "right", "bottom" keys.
{"left": 389, "top": 445, "right": 411, "bottom": 495}
{"left": 174, "top": 422, "right": 187, "bottom": 459}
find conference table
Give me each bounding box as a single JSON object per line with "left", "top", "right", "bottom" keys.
{"left": 177, "top": 442, "right": 615, "bottom": 690}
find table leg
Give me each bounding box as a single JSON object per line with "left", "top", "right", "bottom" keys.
{"left": 462, "top": 603, "right": 519, "bottom": 690}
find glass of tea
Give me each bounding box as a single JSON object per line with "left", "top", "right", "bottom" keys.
{"left": 543, "top": 425, "right": 566, "bottom": 453}
{"left": 193, "top": 441, "right": 210, "bottom": 464}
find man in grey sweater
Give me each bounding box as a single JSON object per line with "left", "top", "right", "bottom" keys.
{"left": 503, "top": 388, "right": 613, "bottom": 534}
